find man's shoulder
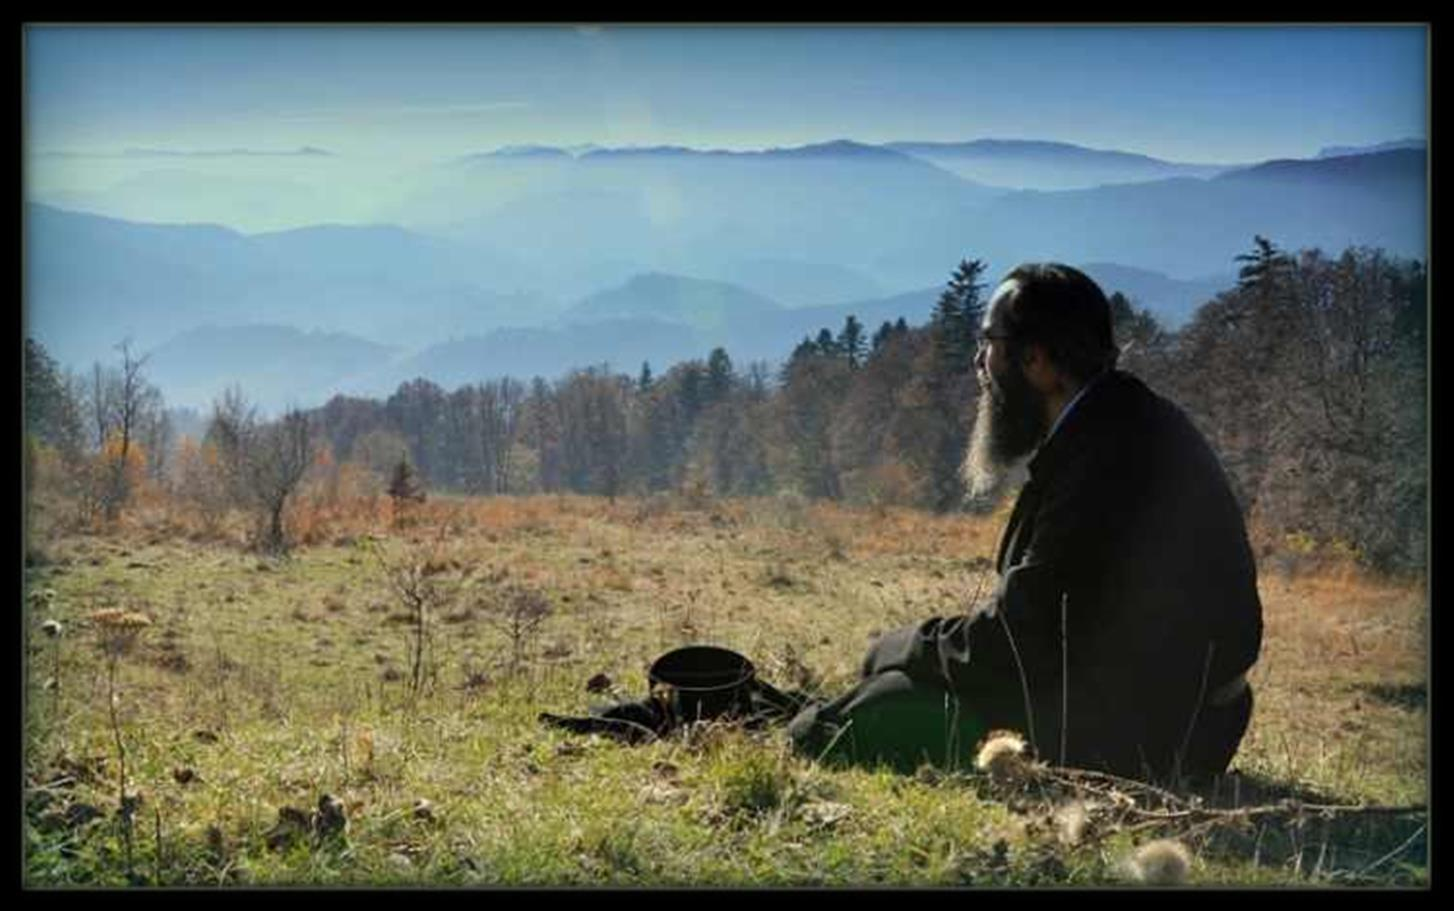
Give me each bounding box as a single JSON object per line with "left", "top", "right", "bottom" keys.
{"left": 1046, "top": 371, "right": 1209, "bottom": 472}
{"left": 1084, "top": 371, "right": 1195, "bottom": 432}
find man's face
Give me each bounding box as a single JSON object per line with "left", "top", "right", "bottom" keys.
{"left": 962, "top": 281, "right": 1049, "bottom": 499}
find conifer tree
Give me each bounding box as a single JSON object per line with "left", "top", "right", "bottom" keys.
{"left": 388, "top": 457, "right": 426, "bottom": 505}
{"left": 705, "top": 347, "right": 734, "bottom": 404}
{"left": 931, "top": 258, "right": 987, "bottom": 378}
{"left": 838, "top": 315, "right": 865, "bottom": 369}
{"left": 870, "top": 320, "right": 895, "bottom": 355}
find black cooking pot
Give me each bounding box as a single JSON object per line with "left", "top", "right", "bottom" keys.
{"left": 648, "top": 645, "right": 756, "bottom": 723}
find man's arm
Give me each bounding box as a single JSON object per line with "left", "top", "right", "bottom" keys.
{"left": 935, "top": 438, "right": 1132, "bottom": 742}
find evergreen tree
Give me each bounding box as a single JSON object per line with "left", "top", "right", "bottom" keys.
{"left": 870, "top": 320, "right": 896, "bottom": 355}
{"left": 638, "top": 361, "right": 654, "bottom": 392}
{"left": 931, "top": 258, "right": 987, "bottom": 378}
{"left": 705, "top": 347, "right": 734, "bottom": 404}
{"left": 388, "top": 457, "right": 426, "bottom": 504}
{"left": 24, "top": 337, "right": 84, "bottom": 455}
{"left": 814, "top": 328, "right": 840, "bottom": 358}
{"left": 1235, "top": 234, "right": 1295, "bottom": 293}
{"left": 838, "top": 315, "right": 866, "bottom": 369}
{"left": 788, "top": 337, "right": 819, "bottom": 371}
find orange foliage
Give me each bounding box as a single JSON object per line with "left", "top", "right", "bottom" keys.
{"left": 100, "top": 430, "right": 148, "bottom": 488}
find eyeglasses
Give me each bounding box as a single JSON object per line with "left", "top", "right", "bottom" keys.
{"left": 975, "top": 331, "right": 1014, "bottom": 354}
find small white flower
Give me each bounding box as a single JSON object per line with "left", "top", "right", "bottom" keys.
{"left": 41, "top": 619, "right": 63, "bottom": 638}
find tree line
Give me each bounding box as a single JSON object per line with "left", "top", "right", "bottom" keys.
{"left": 24, "top": 240, "right": 1426, "bottom": 572}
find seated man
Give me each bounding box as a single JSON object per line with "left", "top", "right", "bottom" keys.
{"left": 789, "top": 263, "right": 1263, "bottom": 783}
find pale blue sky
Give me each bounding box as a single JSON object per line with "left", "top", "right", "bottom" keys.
{"left": 26, "top": 24, "right": 1427, "bottom": 165}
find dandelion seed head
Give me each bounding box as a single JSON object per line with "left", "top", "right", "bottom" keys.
{"left": 974, "top": 730, "right": 1028, "bottom": 781}
{"left": 1127, "top": 838, "right": 1192, "bottom": 885}
{"left": 1054, "top": 800, "right": 1090, "bottom": 846}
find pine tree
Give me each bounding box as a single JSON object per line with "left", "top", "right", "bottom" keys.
{"left": 1235, "top": 234, "right": 1294, "bottom": 293}
{"left": 931, "top": 258, "right": 987, "bottom": 378}
{"left": 838, "top": 315, "right": 866, "bottom": 369}
{"left": 638, "top": 361, "right": 654, "bottom": 392}
{"left": 870, "top": 320, "right": 895, "bottom": 355}
{"left": 705, "top": 347, "right": 734, "bottom": 404}
{"left": 388, "top": 457, "right": 426, "bottom": 504}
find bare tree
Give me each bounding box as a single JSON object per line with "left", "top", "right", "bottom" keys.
{"left": 204, "top": 386, "right": 260, "bottom": 508}
{"left": 370, "top": 527, "right": 461, "bottom": 697}
{"left": 248, "top": 408, "right": 317, "bottom": 554}
{"left": 84, "top": 340, "right": 164, "bottom": 520}
{"left": 140, "top": 408, "right": 174, "bottom": 486}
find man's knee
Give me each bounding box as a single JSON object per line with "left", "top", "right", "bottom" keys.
{"left": 789, "top": 670, "right": 985, "bottom": 771}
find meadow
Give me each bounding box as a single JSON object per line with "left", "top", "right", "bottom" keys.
{"left": 22, "top": 492, "right": 1428, "bottom": 887}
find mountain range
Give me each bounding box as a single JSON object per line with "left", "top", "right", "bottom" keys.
{"left": 25, "top": 137, "right": 1426, "bottom": 413}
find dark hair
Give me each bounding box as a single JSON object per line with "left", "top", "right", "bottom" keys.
{"left": 997, "top": 263, "right": 1119, "bottom": 383}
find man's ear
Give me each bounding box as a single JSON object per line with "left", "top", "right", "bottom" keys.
{"left": 1020, "top": 343, "right": 1059, "bottom": 393}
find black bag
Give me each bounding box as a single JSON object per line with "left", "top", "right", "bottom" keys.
{"left": 540, "top": 645, "right": 809, "bottom": 743}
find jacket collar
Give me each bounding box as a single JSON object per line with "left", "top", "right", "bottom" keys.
{"left": 1026, "top": 369, "right": 1126, "bottom": 480}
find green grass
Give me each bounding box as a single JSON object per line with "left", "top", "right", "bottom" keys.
{"left": 22, "top": 495, "right": 1428, "bottom": 887}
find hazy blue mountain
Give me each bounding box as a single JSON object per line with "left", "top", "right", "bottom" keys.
{"left": 704, "top": 258, "right": 885, "bottom": 308}
{"left": 363, "top": 319, "right": 706, "bottom": 393}
{"left": 959, "top": 149, "right": 1425, "bottom": 279}
{"left": 1215, "top": 148, "right": 1425, "bottom": 188}
{"left": 1077, "top": 263, "right": 1237, "bottom": 328}
{"left": 25, "top": 203, "right": 561, "bottom": 368}
{"left": 884, "top": 139, "right": 1233, "bottom": 190}
{"left": 145, "top": 324, "right": 397, "bottom": 413}
{"left": 119, "top": 146, "right": 336, "bottom": 159}
{"left": 564, "top": 272, "right": 783, "bottom": 333}
{"left": 1317, "top": 138, "right": 1425, "bottom": 158}
{"left": 485, "top": 145, "right": 574, "bottom": 159}
{"left": 29, "top": 140, "right": 1425, "bottom": 407}
{"left": 39, "top": 167, "right": 333, "bottom": 230}
{"left": 26, "top": 204, "right": 255, "bottom": 366}
{"left": 361, "top": 287, "right": 946, "bottom": 396}
{"left": 414, "top": 140, "right": 1002, "bottom": 294}
{"left": 725, "top": 287, "right": 942, "bottom": 358}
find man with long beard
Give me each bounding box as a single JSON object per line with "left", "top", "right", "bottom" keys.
{"left": 788, "top": 263, "right": 1263, "bottom": 784}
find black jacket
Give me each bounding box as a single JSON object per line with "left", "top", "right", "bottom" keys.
{"left": 872, "top": 370, "right": 1263, "bottom": 778}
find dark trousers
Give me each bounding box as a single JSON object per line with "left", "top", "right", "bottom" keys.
{"left": 788, "top": 623, "right": 1255, "bottom": 780}
{"left": 787, "top": 670, "right": 991, "bottom": 773}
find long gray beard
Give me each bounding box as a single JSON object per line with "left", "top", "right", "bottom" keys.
{"left": 962, "top": 382, "right": 1044, "bottom": 503}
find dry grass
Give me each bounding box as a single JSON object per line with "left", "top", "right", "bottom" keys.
{"left": 23, "top": 492, "right": 1427, "bottom": 887}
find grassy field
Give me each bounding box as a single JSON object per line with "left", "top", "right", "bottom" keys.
{"left": 22, "top": 493, "right": 1428, "bottom": 887}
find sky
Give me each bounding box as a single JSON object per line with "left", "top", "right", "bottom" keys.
{"left": 25, "top": 24, "right": 1427, "bottom": 166}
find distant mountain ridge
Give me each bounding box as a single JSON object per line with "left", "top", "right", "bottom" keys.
{"left": 883, "top": 138, "right": 1233, "bottom": 189}
{"left": 1317, "top": 138, "right": 1425, "bottom": 158}
{"left": 146, "top": 324, "right": 396, "bottom": 413}
{"left": 27, "top": 136, "right": 1425, "bottom": 410}
{"left": 1218, "top": 148, "right": 1426, "bottom": 184}
{"left": 565, "top": 273, "right": 784, "bottom": 333}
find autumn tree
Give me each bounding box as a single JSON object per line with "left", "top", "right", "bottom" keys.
{"left": 774, "top": 342, "right": 850, "bottom": 499}
{"left": 77, "top": 340, "right": 168, "bottom": 520}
